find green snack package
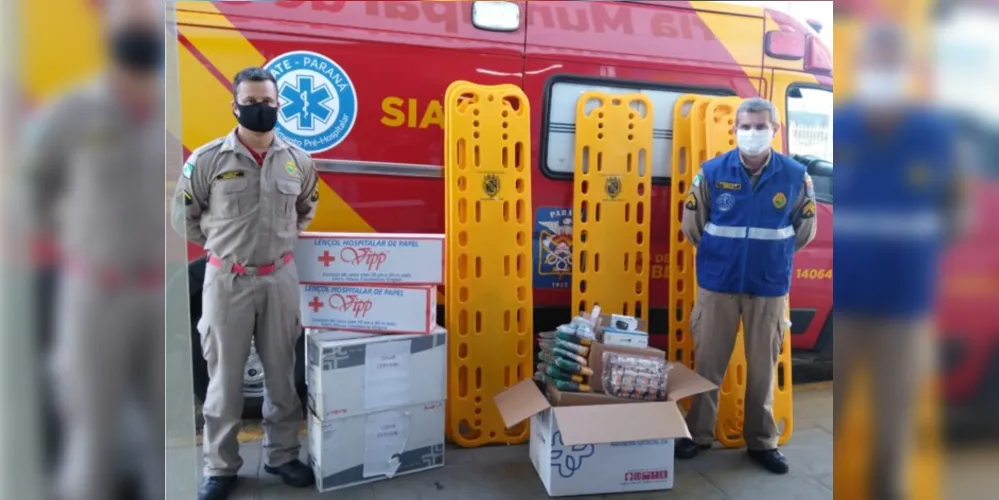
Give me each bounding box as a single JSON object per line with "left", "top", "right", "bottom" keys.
{"left": 552, "top": 356, "right": 594, "bottom": 376}
{"left": 538, "top": 363, "right": 584, "bottom": 383}
{"left": 555, "top": 330, "right": 592, "bottom": 346}
{"left": 552, "top": 347, "right": 588, "bottom": 366}
{"left": 555, "top": 338, "right": 590, "bottom": 356}
{"left": 537, "top": 349, "right": 557, "bottom": 365}
{"left": 534, "top": 373, "right": 593, "bottom": 392}
{"left": 537, "top": 372, "right": 592, "bottom": 392}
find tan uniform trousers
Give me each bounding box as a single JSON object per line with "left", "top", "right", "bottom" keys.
{"left": 199, "top": 259, "right": 303, "bottom": 477}
{"left": 50, "top": 273, "right": 164, "bottom": 500}
{"left": 685, "top": 287, "right": 787, "bottom": 451}
{"left": 833, "top": 314, "right": 934, "bottom": 500}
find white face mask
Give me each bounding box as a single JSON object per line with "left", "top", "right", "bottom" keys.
{"left": 854, "top": 70, "right": 908, "bottom": 108}
{"left": 736, "top": 128, "right": 773, "bottom": 156}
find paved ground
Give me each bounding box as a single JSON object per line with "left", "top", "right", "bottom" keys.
{"left": 197, "top": 382, "right": 833, "bottom": 499}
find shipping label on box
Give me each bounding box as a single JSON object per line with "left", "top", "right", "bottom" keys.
{"left": 300, "top": 284, "right": 437, "bottom": 334}
{"left": 308, "top": 401, "right": 446, "bottom": 493}
{"left": 296, "top": 232, "right": 444, "bottom": 285}
{"left": 306, "top": 328, "right": 447, "bottom": 420}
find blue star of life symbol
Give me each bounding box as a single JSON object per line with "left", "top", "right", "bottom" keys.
{"left": 279, "top": 75, "right": 333, "bottom": 131}
{"left": 264, "top": 50, "right": 358, "bottom": 154}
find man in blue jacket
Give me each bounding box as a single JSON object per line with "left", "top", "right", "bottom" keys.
{"left": 675, "top": 97, "right": 817, "bottom": 474}
{"left": 834, "top": 23, "right": 968, "bottom": 500}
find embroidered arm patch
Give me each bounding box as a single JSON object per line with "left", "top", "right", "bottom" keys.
{"left": 684, "top": 191, "right": 697, "bottom": 210}
{"left": 801, "top": 200, "right": 816, "bottom": 219}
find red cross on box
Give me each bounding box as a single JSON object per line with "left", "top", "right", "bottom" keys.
{"left": 318, "top": 250, "right": 335, "bottom": 267}
{"left": 308, "top": 296, "right": 324, "bottom": 313}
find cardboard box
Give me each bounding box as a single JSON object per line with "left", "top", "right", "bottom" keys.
{"left": 587, "top": 342, "right": 667, "bottom": 394}
{"left": 300, "top": 284, "right": 437, "bottom": 334}
{"left": 596, "top": 316, "right": 649, "bottom": 348}
{"left": 493, "top": 365, "right": 716, "bottom": 497}
{"left": 306, "top": 328, "right": 447, "bottom": 420}
{"left": 308, "top": 400, "right": 446, "bottom": 493}
{"left": 296, "top": 232, "right": 444, "bottom": 285}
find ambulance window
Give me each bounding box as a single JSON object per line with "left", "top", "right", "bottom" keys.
{"left": 786, "top": 86, "right": 833, "bottom": 162}
{"left": 542, "top": 78, "right": 730, "bottom": 180}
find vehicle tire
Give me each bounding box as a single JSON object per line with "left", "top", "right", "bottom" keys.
{"left": 815, "top": 309, "right": 834, "bottom": 362}
{"left": 189, "top": 258, "right": 307, "bottom": 419}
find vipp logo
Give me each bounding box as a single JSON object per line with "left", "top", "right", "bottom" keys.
{"left": 340, "top": 246, "right": 389, "bottom": 271}
{"left": 550, "top": 432, "right": 595, "bottom": 478}
{"left": 329, "top": 293, "right": 374, "bottom": 318}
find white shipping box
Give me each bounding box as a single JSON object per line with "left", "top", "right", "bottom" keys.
{"left": 296, "top": 232, "right": 444, "bottom": 285}
{"left": 493, "top": 365, "right": 716, "bottom": 497}
{"left": 300, "top": 284, "right": 437, "bottom": 334}
{"left": 600, "top": 328, "right": 649, "bottom": 348}
{"left": 305, "top": 328, "right": 447, "bottom": 420}
{"left": 309, "top": 401, "right": 446, "bottom": 493}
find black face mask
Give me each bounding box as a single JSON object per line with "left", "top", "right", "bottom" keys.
{"left": 235, "top": 103, "right": 279, "bottom": 133}
{"left": 110, "top": 28, "right": 163, "bottom": 72}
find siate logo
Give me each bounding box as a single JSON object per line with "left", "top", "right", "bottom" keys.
{"left": 340, "top": 247, "right": 389, "bottom": 271}
{"left": 329, "top": 293, "right": 374, "bottom": 317}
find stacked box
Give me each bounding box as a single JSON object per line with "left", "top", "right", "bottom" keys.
{"left": 295, "top": 232, "right": 444, "bottom": 334}
{"left": 295, "top": 232, "right": 447, "bottom": 493}
{"left": 306, "top": 330, "right": 447, "bottom": 493}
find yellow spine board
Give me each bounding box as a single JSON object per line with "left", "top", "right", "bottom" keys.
{"left": 835, "top": 363, "right": 941, "bottom": 500}
{"left": 669, "top": 96, "right": 794, "bottom": 448}
{"left": 667, "top": 95, "right": 701, "bottom": 412}
{"left": 443, "top": 82, "right": 534, "bottom": 447}
{"left": 570, "top": 92, "right": 653, "bottom": 318}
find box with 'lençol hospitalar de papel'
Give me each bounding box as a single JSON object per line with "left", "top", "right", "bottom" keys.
{"left": 299, "top": 284, "right": 437, "bottom": 334}
{"left": 295, "top": 232, "right": 444, "bottom": 285}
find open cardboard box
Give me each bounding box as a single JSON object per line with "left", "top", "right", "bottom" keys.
{"left": 493, "top": 363, "right": 717, "bottom": 497}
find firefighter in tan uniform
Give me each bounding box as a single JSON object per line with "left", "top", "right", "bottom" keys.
{"left": 22, "top": 1, "right": 165, "bottom": 499}
{"left": 171, "top": 67, "right": 319, "bottom": 500}
{"left": 675, "top": 97, "right": 817, "bottom": 474}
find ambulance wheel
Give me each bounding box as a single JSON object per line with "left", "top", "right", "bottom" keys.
{"left": 189, "top": 257, "right": 307, "bottom": 419}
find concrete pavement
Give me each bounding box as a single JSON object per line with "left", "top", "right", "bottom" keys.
{"left": 196, "top": 382, "right": 834, "bottom": 499}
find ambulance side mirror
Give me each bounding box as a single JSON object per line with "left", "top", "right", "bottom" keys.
{"left": 472, "top": 1, "right": 521, "bottom": 32}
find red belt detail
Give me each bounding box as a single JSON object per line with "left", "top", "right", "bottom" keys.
{"left": 208, "top": 252, "right": 293, "bottom": 276}
{"left": 64, "top": 260, "right": 163, "bottom": 289}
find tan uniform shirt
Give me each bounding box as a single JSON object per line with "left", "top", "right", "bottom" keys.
{"left": 681, "top": 149, "right": 817, "bottom": 251}
{"left": 170, "top": 130, "right": 319, "bottom": 265}
{"left": 22, "top": 76, "right": 164, "bottom": 270}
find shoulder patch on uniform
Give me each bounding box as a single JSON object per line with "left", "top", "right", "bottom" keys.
{"left": 804, "top": 173, "right": 815, "bottom": 198}
{"left": 285, "top": 160, "right": 298, "bottom": 176}
{"left": 801, "top": 200, "right": 816, "bottom": 219}
{"left": 684, "top": 191, "right": 697, "bottom": 210}
{"left": 183, "top": 137, "right": 225, "bottom": 179}
{"left": 692, "top": 173, "right": 703, "bottom": 187}
{"left": 215, "top": 170, "right": 245, "bottom": 180}
{"left": 715, "top": 181, "right": 741, "bottom": 191}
